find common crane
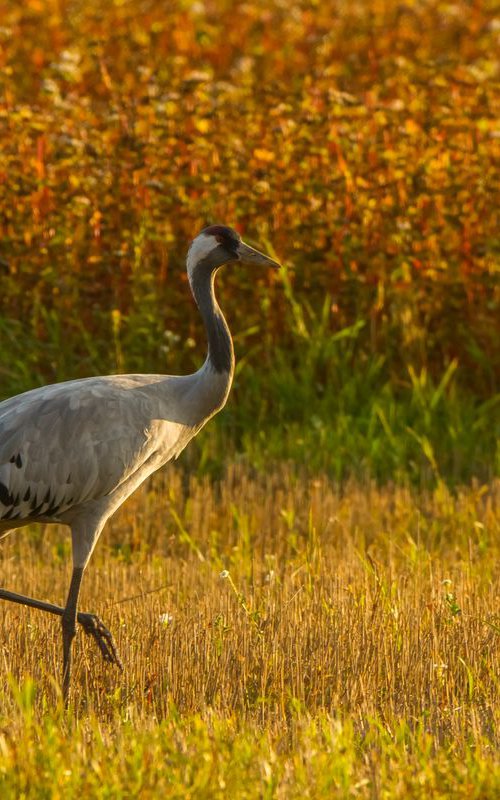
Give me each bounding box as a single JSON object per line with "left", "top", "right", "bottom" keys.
{"left": 0, "top": 225, "right": 280, "bottom": 701}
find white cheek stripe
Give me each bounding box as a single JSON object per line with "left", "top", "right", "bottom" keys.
{"left": 187, "top": 234, "right": 218, "bottom": 278}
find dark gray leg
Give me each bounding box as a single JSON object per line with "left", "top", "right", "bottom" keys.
{"left": 61, "top": 566, "right": 84, "bottom": 703}
{"left": 0, "top": 588, "right": 74, "bottom": 618}
{"left": 0, "top": 585, "right": 123, "bottom": 689}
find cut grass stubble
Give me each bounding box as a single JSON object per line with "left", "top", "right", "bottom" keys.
{"left": 0, "top": 465, "right": 498, "bottom": 733}
{"left": 1, "top": 465, "right": 499, "bottom": 796}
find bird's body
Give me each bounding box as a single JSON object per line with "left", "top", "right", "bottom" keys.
{"left": 0, "top": 366, "right": 230, "bottom": 562}
{"left": 0, "top": 224, "right": 279, "bottom": 700}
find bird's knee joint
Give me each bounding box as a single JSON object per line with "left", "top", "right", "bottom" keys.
{"left": 61, "top": 613, "right": 77, "bottom": 641}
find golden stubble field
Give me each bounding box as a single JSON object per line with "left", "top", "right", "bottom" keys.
{"left": 1, "top": 466, "right": 498, "bottom": 739}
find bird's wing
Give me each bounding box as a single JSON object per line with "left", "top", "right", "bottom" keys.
{"left": 0, "top": 376, "right": 178, "bottom": 525}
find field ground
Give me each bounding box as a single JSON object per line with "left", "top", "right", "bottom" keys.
{"left": 1, "top": 466, "right": 499, "bottom": 797}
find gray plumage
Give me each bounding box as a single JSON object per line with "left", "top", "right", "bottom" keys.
{"left": 0, "top": 224, "right": 279, "bottom": 700}
{"left": 0, "top": 371, "right": 229, "bottom": 561}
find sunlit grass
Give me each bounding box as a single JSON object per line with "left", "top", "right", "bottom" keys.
{"left": 1, "top": 466, "right": 499, "bottom": 796}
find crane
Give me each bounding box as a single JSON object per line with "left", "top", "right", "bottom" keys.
{"left": 0, "top": 224, "right": 280, "bottom": 701}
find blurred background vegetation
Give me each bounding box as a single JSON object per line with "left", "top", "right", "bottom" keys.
{"left": 0, "top": 0, "right": 498, "bottom": 485}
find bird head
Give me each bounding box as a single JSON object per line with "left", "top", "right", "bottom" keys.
{"left": 187, "top": 225, "right": 280, "bottom": 282}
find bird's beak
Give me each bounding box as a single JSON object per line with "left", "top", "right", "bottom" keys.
{"left": 236, "top": 240, "right": 281, "bottom": 269}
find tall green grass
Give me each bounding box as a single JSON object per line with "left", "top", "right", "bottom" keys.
{"left": 202, "top": 272, "right": 499, "bottom": 485}
{"left": 224, "top": 314, "right": 499, "bottom": 485}
{"left": 0, "top": 273, "right": 498, "bottom": 486}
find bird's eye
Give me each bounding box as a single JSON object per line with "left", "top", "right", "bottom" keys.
{"left": 215, "top": 234, "right": 236, "bottom": 253}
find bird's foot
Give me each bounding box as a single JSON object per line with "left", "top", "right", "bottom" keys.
{"left": 77, "top": 612, "right": 123, "bottom": 670}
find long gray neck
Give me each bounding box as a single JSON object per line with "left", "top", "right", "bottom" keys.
{"left": 189, "top": 260, "right": 235, "bottom": 376}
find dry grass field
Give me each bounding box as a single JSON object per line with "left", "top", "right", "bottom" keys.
{"left": 1, "top": 466, "right": 499, "bottom": 796}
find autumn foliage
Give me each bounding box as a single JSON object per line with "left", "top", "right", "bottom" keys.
{"left": 0, "top": 1, "right": 498, "bottom": 406}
